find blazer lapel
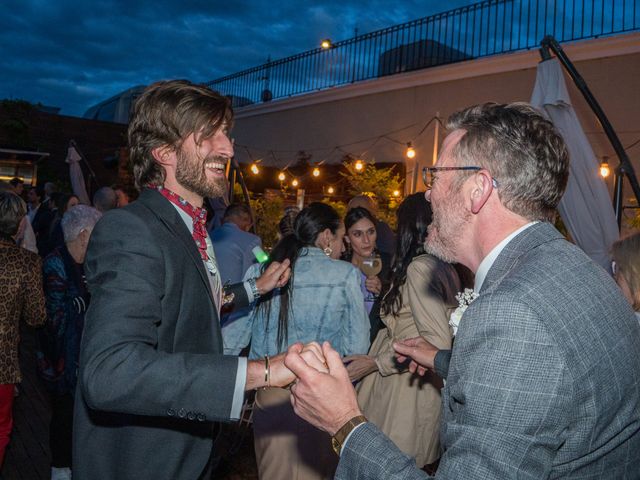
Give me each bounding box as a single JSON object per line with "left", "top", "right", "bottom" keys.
{"left": 138, "top": 189, "right": 216, "bottom": 309}
{"left": 480, "top": 222, "right": 565, "bottom": 295}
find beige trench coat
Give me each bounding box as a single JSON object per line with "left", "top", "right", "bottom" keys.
{"left": 356, "top": 254, "right": 457, "bottom": 467}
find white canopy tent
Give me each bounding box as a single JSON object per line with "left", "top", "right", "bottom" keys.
{"left": 65, "top": 143, "right": 91, "bottom": 206}
{"left": 531, "top": 58, "right": 619, "bottom": 271}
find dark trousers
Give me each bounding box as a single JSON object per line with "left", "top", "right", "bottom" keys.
{"left": 49, "top": 393, "right": 74, "bottom": 468}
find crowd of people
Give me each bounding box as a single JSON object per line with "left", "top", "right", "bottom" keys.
{"left": 0, "top": 79, "right": 639, "bottom": 480}
{"left": 0, "top": 180, "right": 134, "bottom": 479}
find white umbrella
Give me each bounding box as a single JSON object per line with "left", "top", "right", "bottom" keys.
{"left": 66, "top": 143, "right": 91, "bottom": 205}
{"left": 531, "top": 58, "right": 619, "bottom": 272}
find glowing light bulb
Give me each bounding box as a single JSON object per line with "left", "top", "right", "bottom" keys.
{"left": 292, "top": 179, "right": 299, "bottom": 187}
{"left": 393, "top": 190, "right": 400, "bottom": 197}
{"left": 600, "top": 162, "right": 610, "bottom": 178}
{"left": 321, "top": 39, "right": 332, "bottom": 49}
{"left": 406, "top": 143, "right": 416, "bottom": 159}
{"left": 354, "top": 160, "right": 364, "bottom": 171}
{"left": 278, "top": 172, "right": 286, "bottom": 181}
{"left": 312, "top": 167, "right": 320, "bottom": 177}
{"left": 250, "top": 163, "right": 259, "bottom": 175}
{"left": 327, "top": 186, "right": 335, "bottom": 194}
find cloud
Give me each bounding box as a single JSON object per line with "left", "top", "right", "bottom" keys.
{"left": 0, "top": 0, "right": 475, "bottom": 116}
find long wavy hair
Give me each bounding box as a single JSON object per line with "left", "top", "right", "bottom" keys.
{"left": 257, "top": 202, "right": 342, "bottom": 349}
{"left": 381, "top": 193, "right": 459, "bottom": 316}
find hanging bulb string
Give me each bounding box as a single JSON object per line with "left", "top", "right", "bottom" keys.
{"left": 236, "top": 115, "right": 443, "bottom": 169}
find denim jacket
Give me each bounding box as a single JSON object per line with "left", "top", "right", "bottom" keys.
{"left": 222, "top": 247, "right": 370, "bottom": 358}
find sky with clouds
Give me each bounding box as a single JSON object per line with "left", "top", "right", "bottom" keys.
{"left": 1, "top": 0, "right": 479, "bottom": 117}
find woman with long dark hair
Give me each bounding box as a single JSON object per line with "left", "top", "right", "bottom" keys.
{"left": 223, "top": 202, "right": 369, "bottom": 480}
{"left": 342, "top": 206, "right": 391, "bottom": 342}
{"left": 344, "top": 192, "right": 460, "bottom": 469}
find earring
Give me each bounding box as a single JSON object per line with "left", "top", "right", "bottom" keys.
{"left": 323, "top": 246, "right": 333, "bottom": 256}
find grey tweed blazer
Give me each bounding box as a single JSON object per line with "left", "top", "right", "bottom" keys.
{"left": 336, "top": 222, "right": 640, "bottom": 479}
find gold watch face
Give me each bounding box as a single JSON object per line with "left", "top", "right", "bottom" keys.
{"left": 331, "top": 437, "right": 341, "bottom": 455}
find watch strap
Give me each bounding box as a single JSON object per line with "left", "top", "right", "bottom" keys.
{"left": 331, "top": 415, "right": 367, "bottom": 455}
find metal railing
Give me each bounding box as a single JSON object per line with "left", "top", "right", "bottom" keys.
{"left": 206, "top": 0, "right": 640, "bottom": 107}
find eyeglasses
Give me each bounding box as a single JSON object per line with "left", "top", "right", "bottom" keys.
{"left": 422, "top": 166, "right": 500, "bottom": 190}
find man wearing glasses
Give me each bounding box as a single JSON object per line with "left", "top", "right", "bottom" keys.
{"left": 285, "top": 103, "right": 640, "bottom": 478}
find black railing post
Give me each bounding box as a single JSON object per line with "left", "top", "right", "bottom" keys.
{"left": 206, "top": 0, "right": 639, "bottom": 108}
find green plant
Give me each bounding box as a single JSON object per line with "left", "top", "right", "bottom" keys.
{"left": 320, "top": 198, "right": 347, "bottom": 219}
{"left": 341, "top": 158, "right": 403, "bottom": 229}
{"left": 0, "top": 99, "right": 35, "bottom": 148}
{"left": 249, "top": 196, "right": 284, "bottom": 250}
{"left": 627, "top": 210, "right": 640, "bottom": 230}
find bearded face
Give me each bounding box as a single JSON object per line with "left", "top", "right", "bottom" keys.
{"left": 174, "top": 139, "right": 229, "bottom": 200}
{"left": 424, "top": 185, "right": 471, "bottom": 263}
{"left": 423, "top": 129, "right": 471, "bottom": 264}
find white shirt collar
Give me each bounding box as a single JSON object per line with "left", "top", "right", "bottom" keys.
{"left": 474, "top": 222, "right": 538, "bottom": 292}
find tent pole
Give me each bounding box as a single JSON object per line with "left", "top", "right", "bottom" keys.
{"left": 230, "top": 158, "right": 257, "bottom": 235}
{"left": 613, "top": 168, "right": 624, "bottom": 230}
{"left": 540, "top": 35, "right": 640, "bottom": 230}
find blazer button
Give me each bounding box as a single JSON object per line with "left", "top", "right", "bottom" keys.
{"left": 167, "top": 408, "right": 175, "bottom": 417}
{"left": 178, "top": 408, "right": 187, "bottom": 418}
{"left": 187, "top": 411, "right": 195, "bottom": 421}
{"left": 197, "top": 413, "right": 206, "bottom": 422}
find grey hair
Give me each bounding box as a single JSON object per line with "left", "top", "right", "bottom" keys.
{"left": 0, "top": 191, "right": 27, "bottom": 236}
{"left": 447, "top": 102, "right": 569, "bottom": 221}
{"left": 44, "top": 182, "right": 56, "bottom": 196}
{"left": 61, "top": 205, "right": 102, "bottom": 243}
{"left": 93, "top": 187, "right": 118, "bottom": 213}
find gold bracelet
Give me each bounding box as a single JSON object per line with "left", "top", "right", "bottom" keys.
{"left": 263, "top": 355, "right": 271, "bottom": 389}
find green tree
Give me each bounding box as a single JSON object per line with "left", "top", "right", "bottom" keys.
{"left": 628, "top": 210, "right": 640, "bottom": 230}
{"left": 249, "top": 196, "right": 284, "bottom": 250}
{"left": 0, "top": 99, "right": 35, "bottom": 148}
{"left": 341, "top": 156, "right": 403, "bottom": 228}
{"left": 321, "top": 198, "right": 347, "bottom": 219}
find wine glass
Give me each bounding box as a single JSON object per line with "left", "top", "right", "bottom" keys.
{"left": 360, "top": 254, "right": 382, "bottom": 302}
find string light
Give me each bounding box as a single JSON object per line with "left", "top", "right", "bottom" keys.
{"left": 392, "top": 190, "right": 400, "bottom": 197}
{"left": 327, "top": 186, "right": 335, "bottom": 194}
{"left": 405, "top": 143, "right": 416, "bottom": 159}
{"left": 250, "top": 163, "right": 260, "bottom": 175}
{"left": 599, "top": 160, "right": 610, "bottom": 178}
{"left": 354, "top": 159, "right": 364, "bottom": 171}
{"left": 278, "top": 172, "right": 286, "bottom": 181}
{"left": 321, "top": 39, "right": 332, "bottom": 49}
{"left": 292, "top": 179, "right": 299, "bottom": 187}
{"left": 312, "top": 167, "right": 320, "bottom": 177}
{"left": 236, "top": 115, "right": 445, "bottom": 168}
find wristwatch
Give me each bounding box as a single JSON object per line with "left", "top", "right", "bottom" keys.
{"left": 331, "top": 415, "right": 367, "bottom": 455}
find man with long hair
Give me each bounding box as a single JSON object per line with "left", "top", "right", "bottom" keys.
{"left": 73, "top": 80, "right": 322, "bottom": 479}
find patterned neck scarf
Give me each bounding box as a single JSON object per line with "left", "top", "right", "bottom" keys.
{"left": 155, "top": 186, "right": 209, "bottom": 261}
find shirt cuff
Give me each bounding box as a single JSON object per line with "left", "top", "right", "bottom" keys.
{"left": 434, "top": 349, "right": 452, "bottom": 380}
{"left": 242, "top": 281, "right": 255, "bottom": 303}
{"left": 230, "top": 357, "right": 247, "bottom": 420}
{"left": 340, "top": 422, "right": 368, "bottom": 455}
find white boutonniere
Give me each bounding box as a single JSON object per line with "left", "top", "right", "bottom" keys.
{"left": 449, "top": 288, "right": 479, "bottom": 336}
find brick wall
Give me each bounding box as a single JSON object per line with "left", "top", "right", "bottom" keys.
{"left": 0, "top": 104, "right": 128, "bottom": 194}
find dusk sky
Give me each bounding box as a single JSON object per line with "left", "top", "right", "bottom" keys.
{"left": 1, "top": 0, "right": 480, "bottom": 117}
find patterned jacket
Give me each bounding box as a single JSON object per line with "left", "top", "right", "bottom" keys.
{"left": 0, "top": 237, "right": 46, "bottom": 384}
{"left": 37, "top": 245, "right": 89, "bottom": 394}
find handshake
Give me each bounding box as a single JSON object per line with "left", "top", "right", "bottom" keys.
{"left": 253, "top": 337, "right": 440, "bottom": 437}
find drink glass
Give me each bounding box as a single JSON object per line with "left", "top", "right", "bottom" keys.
{"left": 360, "top": 254, "right": 382, "bottom": 302}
